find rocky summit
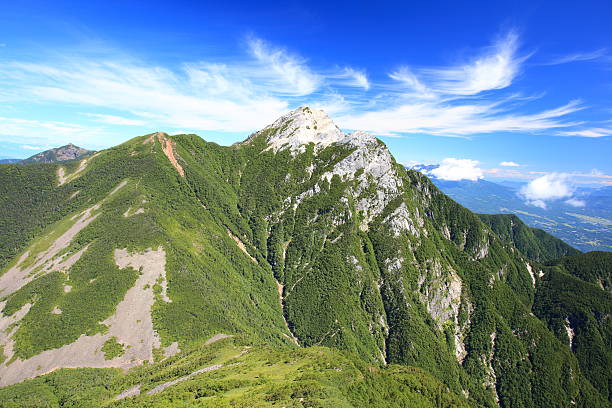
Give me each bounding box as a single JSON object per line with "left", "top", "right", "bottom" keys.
{"left": 0, "top": 107, "right": 609, "bottom": 407}
{"left": 20, "top": 143, "right": 94, "bottom": 164}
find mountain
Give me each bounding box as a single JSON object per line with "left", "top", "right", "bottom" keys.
{"left": 478, "top": 214, "right": 580, "bottom": 263}
{"left": 534, "top": 252, "right": 612, "bottom": 399}
{"left": 426, "top": 178, "right": 612, "bottom": 252}
{"left": 20, "top": 143, "right": 94, "bottom": 164}
{"left": 0, "top": 159, "right": 21, "bottom": 164}
{"left": 0, "top": 107, "right": 609, "bottom": 407}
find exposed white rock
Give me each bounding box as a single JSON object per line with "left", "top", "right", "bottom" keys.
{"left": 384, "top": 203, "right": 419, "bottom": 237}
{"left": 259, "top": 107, "right": 345, "bottom": 154}
{"left": 292, "top": 184, "right": 321, "bottom": 210}
{"left": 384, "top": 257, "right": 404, "bottom": 273}
{"left": 257, "top": 107, "right": 408, "bottom": 236}
{"left": 564, "top": 318, "right": 575, "bottom": 349}
{"left": 473, "top": 238, "right": 489, "bottom": 260}
{"left": 442, "top": 225, "right": 451, "bottom": 240}
{"left": 114, "top": 385, "right": 141, "bottom": 401}
{"left": 319, "top": 132, "right": 402, "bottom": 229}
{"left": 482, "top": 331, "right": 499, "bottom": 403}
{"left": 417, "top": 259, "right": 469, "bottom": 363}
{"left": 526, "top": 262, "right": 536, "bottom": 287}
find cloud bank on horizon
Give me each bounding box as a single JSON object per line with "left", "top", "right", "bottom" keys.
{"left": 410, "top": 157, "right": 607, "bottom": 209}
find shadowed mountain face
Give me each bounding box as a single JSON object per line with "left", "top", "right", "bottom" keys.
{"left": 20, "top": 143, "right": 94, "bottom": 164}
{"left": 0, "top": 108, "right": 609, "bottom": 407}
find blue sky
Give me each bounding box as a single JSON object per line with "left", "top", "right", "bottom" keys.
{"left": 1, "top": 0, "right": 611, "bottom": 189}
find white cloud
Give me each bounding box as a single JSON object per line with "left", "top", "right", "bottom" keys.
{"left": 337, "top": 100, "right": 582, "bottom": 137}
{"left": 430, "top": 158, "right": 484, "bottom": 181}
{"left": 84, "top": 113, "right": 145, "bottom": 126}
{"left": 2, "top": 59, "right": 290, "bottom": 133}
{"left": 386, "top": 32, "right": 524, "bottom": 99}
{"left": 565, "top": 198, "right": 586, "bottom": 207}
{"left": 500, "top": 161, "right": 520, "bottom": 167}
{"left": 557, "top": 128, "right": 612, "bottom": 137}
{"left": 337, "top": 32, "right": 583, "bottom": 137}
{"left": 520, "top": 173, "right": 575, "bottom": 209}
{"left": 0, "top": 116, "right": 106, "bottom": 148}
{"left": 247, "top": 37, "right": 321, "bottom": 96}
{"left": 528, "top": 199, "right": 548, "bottom": 209}
{"left": 388, "top": 67, "right": 434, "bottom": 98}
{"left": 21, "top": 144, "right": 44, "bottom": 150}
{"left": 420, "top": 31, "right": 524, "bottom": 96}
{"left": 335, "top": 67, "right": 370, "bottom": 90}
{"left": 0, "top": 31, "right": 592, "bottom": 147}
{"left": 544, "top": 49, "right": 607, "bottom": 65}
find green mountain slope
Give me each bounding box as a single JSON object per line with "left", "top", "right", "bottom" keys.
{"left": 0, "top": 108, "right": 609, "bottom": 407}
{"left": 549, "top": 251, "right": 611, "bottom": 290}
{"left": 0, "top": 336, "right": 472, "bottom": 408}
{"left": 478, "top": 213, "right": 580, "bottom": 263}
{"left": 534, "top": 252, "right": 612, "bottom": 399}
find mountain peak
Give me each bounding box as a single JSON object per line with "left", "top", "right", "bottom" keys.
{"left": 261, "top": 106, "right": 343, "bottom": 153}
{"left": 21, "top": 143, "right": 93, "bottom": 164}
{"left": 256, "top": 106, "right": 377, "bottom": 154}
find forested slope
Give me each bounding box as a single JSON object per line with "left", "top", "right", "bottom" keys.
{"left": 478, "top": 213, "right": 580, "bottom": 263}
{"left": 0, "top": 108, "right": 608, "bottom": 407}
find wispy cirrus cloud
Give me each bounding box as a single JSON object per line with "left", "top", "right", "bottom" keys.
{"left": 385, "top": 32, "right": 524, "bottom": 99}
{"left": 0, "top": 31, "right": 597, "bottom": 146}
{"left": 332, "top": 67, "right": 370, "bottom": 90}
{"left": 420, "top": 31, "right": 525, "bottom": 96}
{"left": 557, "top": 127, "right": 612, "bottom": 137}
{"left": 84, "top": 113, "right": 145, "bottom": 126}
{"left": 247, "top": 37, "right": 322, "bottom": 96}
{"left": 337, "top": 99, "right": 582, "bottom": 137}
{"left": 2, "top": 59, "right": 291, "bottom": 132}
{"left": 388, "top": 67, "right": 434, "bottom": 99}
{"left": 336, "top": 32, "right": 584, "bottom": 136}
{"left": 542, "top": 48, "right": 607, "bottom": 65}
{"left": 0, "top": 116, "right": 108, "bottom": 148}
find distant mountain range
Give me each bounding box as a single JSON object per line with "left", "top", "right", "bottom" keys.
{"left": 409, "top": 171, "right": 611, "bottom": 252}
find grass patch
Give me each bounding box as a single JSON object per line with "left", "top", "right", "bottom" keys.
{"left": 101, "top": 337, "right": 125, "bottom": 360}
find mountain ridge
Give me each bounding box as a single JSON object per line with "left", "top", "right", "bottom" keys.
{"left": 0, "top": 107, "right": 609, "bottom": 406}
